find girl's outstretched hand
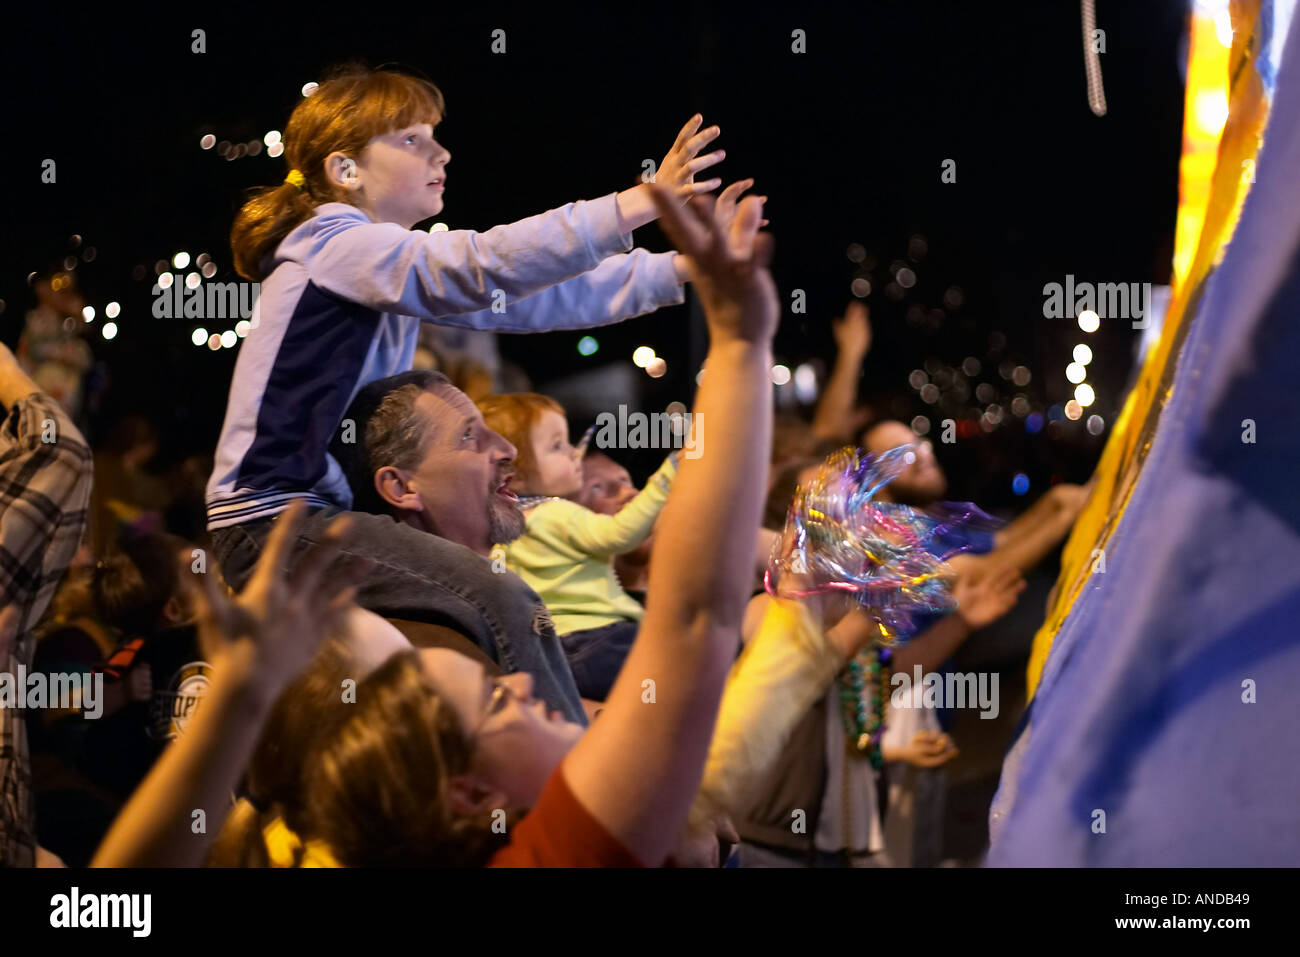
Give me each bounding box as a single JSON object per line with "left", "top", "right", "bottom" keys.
{"left": 656, "top": 114, "right": 725, "bottom": 203}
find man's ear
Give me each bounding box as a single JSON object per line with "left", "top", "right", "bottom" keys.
{"left": 447, "top": 774, "right": 509, "bottom": 818}
{"left": 375, "top": 466, "right": 421, "bottom": 513}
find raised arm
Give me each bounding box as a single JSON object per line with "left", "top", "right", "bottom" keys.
{"left": 434, "top": 248, "right": 685, "bottom": 334}
{"left": 91, "top": 503, "right": 361, "bottom": 867}
{"left": 560, "top": 184, "right": 776, "bottom": 866}
{"left": 306, "top": 194, "right": 634, "bottom": 319}
{"left": 812, "top": 302, "right": 872, "bottom": 443}
{"left": 540, "top": 456, "right": 676, "bottom": 557}
{"left": 983, "top": 482, "right": 1090, "bottom": 574}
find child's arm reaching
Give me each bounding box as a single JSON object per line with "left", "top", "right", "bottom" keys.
{"left": 304, "top": 114, "right": 724, "bottom": 327}
{"left": 432, "top": 248, "right": 685, "bottom": 334}
{"left": 534, "top": 455, "right": 678, "bottom": 558}
{"left": 441, "top": 178, "right": 758, "bottom": 334}
{"left": 306, "top": 194, "right": 636, "bottom": 319}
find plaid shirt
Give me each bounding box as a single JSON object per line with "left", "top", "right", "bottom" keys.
{"left": 0, "top": 391, "right": 92, "bottom": 867}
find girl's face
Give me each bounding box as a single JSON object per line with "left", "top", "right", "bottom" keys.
{"left": 521, "top": 410, "right": 583, "bottom": 498}
{"left": 352, "top": 123, "right": 451, "bottom": 227}
{"left": 418, "top": 649, "right": 583, "bottom": 811}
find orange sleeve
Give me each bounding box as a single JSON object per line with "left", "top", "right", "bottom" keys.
{"left": 488, "top": 766, "right": 644, "bottom": 868}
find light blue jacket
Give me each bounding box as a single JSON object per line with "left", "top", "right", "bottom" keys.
{"left": 206, "top": 193, "right": 683, "bottom": 529}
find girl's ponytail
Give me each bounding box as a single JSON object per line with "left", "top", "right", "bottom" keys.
{"left": 230, "top": 181, "right": 320, "bottom": 281}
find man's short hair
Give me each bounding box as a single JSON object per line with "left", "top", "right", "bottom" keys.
{"left": 332, "top": 370, "right": 451, "bottom": 516}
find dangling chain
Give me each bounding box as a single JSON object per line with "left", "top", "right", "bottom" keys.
{"left": 837, "top": 643, "right": 892, "bottom": 770}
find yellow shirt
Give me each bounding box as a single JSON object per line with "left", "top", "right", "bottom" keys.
{"left": 505, "top": 457, "right": 677, "bottom": 635}
{"left": 691, "top": 596, "right": 842, "bottom": 826}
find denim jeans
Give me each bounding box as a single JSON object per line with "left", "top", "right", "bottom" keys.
{"left": 561, "top": 620, "right": 639, "bottom": 700}
{"left": 210, "top": 507, "right": 586, "bottom": 725}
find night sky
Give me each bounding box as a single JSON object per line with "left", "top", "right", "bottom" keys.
{"left": 2, "top": 0, "right": 1188, "bottom": 507}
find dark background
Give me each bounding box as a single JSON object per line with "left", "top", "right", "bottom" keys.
{"left": 2, "top": 0, "right": 1187, "bottom": 508}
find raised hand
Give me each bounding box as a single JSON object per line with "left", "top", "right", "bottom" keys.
{"left": 186, "top": 501, "right": 366, "bottom": 700}
{"left": 647, "top": 183, "right": 777, "bottom": 345}
{"left": 713, "top": 179, "right": 770, "bottom": 245}
{"left": 952, "top": 562, "right": 1025, "bottom": 631}
{"left": 832, "top": 301, "right": 872, "bottom": 359}
{"left": 655, "top": 114, "right": 725, "bottom": 204}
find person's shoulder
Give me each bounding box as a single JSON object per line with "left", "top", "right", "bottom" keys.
{"left": 271, "top": 203, "right": 373, "bottom": 268}
{"left": 384, "top": 618, "right": 501, "bottom": 674}
{"left": 309, "top": 202, "right": 371, "bottom": 226}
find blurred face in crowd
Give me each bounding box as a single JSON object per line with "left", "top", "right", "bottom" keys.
{"left": 576, "top": 454, "right": 638, "bottom": 515}
{"left": 521, "top": 410, "right": 584, "bottom": 499}
{"left": 420, "top": 648, "right": 583, "bottom": 811}
{"left": 863, "top": 420, "right": 947, "bottom": 506}
{"left": 36, "top": 274, "right": 86, "bottom": 320}
{"left": 378, "top": 385, "right": 525, "bottom": 555}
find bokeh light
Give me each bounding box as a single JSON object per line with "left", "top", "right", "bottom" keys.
{"left": 794, "top": 363, "right": 817, "bottom": 402}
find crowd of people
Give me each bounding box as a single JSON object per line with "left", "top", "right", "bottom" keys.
{"left": 1, "top": 67, "right": 1089, "bottom": 868}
